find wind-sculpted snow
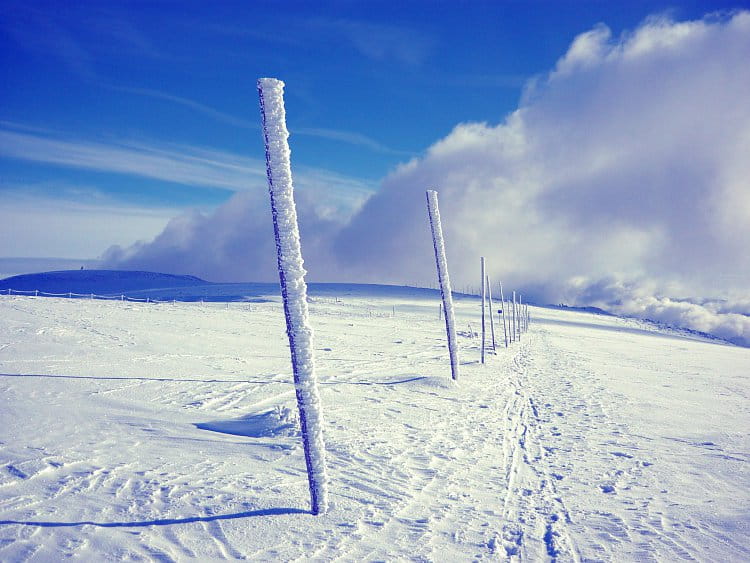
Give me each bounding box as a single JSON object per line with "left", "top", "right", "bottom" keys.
{"left": 1, "top": 292, "right": 748, "bottom": 560}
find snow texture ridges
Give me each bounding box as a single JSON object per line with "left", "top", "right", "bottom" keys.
{"left": 258, "top": 77, "right": 328, "bottom": 514}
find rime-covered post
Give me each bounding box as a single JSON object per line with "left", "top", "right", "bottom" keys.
{"left": 500, "top": 282, "right": 509, "bottom": 348}
{"left": 426, "top": 190, "right": 459, "bottom": 381}
{"left": 258, "top": 77, "right": 328, "bottom": 515}
{"left": 487, "top": 274, "right": 496, "bottom": 352}
{"left": 511, "top": 290, "right": 517, "bottom": 343}
{"left": 480, "top": 257, "right": 486, "bottom": 364}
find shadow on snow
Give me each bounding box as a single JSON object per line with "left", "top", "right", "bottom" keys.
{"left": 0, "top": 507, "right": 309, "bottom": 528}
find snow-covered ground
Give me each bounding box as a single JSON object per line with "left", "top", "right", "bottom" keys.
{"left": 1, "top": 286, "right": 748, "bottom": 561}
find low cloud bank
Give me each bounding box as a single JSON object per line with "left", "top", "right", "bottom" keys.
{"left": 106, "top": 12, "right": 750, "bottom": 345}
{"left": 551, "top": 276, "right": 750, "bottom": 346}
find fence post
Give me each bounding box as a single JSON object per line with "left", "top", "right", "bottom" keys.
{"left": 426, "top": 190, "right": 460, "bottom": 381}
{"left": 259, "top": 77, "right": 328, "bottom": 515}
{"left": 487, "top": 274, "right": 496, "bottom": 352}
{"left": 480, "top": 257, "right": 486, "bottom": 364}
{"left": 511, "top": 291, "right": 517, "bottom": 343}
{"left": 499, "top": 282, "right": 508, "bottom": 348}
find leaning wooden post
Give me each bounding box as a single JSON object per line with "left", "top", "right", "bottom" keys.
{"left": 426, "top": 190, "right": 459, "bottom": 381}
{"left": 480, "top": 257, "right": 486, "bottom": 364}
{"left": 258, "top": 77, "right": 328, "bottom": 515}
{"left": 487, "top": 274, "right": 496, "bottom": 352}
{"left": 499, "top": 282, "right": 509, "bottom": 348}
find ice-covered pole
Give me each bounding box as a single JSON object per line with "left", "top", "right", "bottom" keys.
{"left": 487, "top": 274, "right": 496, "bottom": 352}
{"left": 480, "top": 257, "right": 486, "bottom": 364}
{"left": 500, "top": 282, "right": 508, "bottom": 348}
{"left": 511, "top": 290, "right": 517, "bottom": 343}
{"left": 426, "top": 190, "right": 459, "bottom": 381}
{"left": 258, "top": 78, "right": 328, "bottom": 515}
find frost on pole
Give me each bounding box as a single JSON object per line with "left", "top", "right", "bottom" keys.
{"left": 500, "top": 281, "right": 509, "bottom": 348}
{"left": 426, "top": 190, "right": 459, "bottom": 381}
{"left": 258, "top": 77, "right": 328, "bottom": 515}
{"left": 487, "top": 274, "right": 496, "bottom": 352}
{"left": 480, "top": 257, "right": 486, "bottom": 365}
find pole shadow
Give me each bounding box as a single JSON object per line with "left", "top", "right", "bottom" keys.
{"left": 0, "top": 507, "right": 309, "bottom": 528}
{"left": 0, "top": 373, "right": 279, "bottom": 384}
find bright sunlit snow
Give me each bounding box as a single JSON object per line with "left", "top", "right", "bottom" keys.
{"left": 1, "top": 277, "right": 747, "bottom": 560}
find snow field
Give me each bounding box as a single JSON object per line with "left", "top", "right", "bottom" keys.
{"left": 0, "top": 292, "right": 748, "bottom": 561}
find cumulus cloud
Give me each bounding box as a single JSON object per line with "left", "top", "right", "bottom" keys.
{"left": 108, "top": 12, "right": 750, "bottom": 344}
{"left": 103, "top": 189, "right": 345, "bottom": 283}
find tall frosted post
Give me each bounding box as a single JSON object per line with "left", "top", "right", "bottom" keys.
{"left": 511, "top": 290, "right": 517, "bottom": 343}
{"left": 487, "top": 275, "right": 496, "bottom": 352}
{"left": 426, "top": 190, "right": 459, "bottom": 381}
{"left": 480, "top": 257, "right": 486, "bottom": 364}
{"left": 258, "top": 78, "right": 328, "bottom": 515}
{"left": 500, "top": 282, "right": 509, "bottom": 348}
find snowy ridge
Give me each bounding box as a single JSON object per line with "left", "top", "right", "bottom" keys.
{"left": 0, "top": 270, "right": 208, "bottom": 294}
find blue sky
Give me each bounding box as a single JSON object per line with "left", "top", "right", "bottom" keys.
{"left": 2, "top": 0, "right": 745, "bottom": 260}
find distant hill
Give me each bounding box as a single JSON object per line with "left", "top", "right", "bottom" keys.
{"left": 0, "top": 270, "right": 209, "bottom": 294}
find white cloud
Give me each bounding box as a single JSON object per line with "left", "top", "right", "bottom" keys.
{"left": 0, "top": 194, "right": 177, "bottom": 259}
{"left": 329, "top": 11, "right": 750, "bottom": 342}
{"left": 107, "top": 11, "right": 750, "bottom": 345}
{"left": 102, "top": 189, "right": 345, "bottom": 283}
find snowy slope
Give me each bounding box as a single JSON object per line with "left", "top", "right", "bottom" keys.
{"left": 0, "top": 287, "right": 748, "bottom": 561}
{"left": 0, "top": 270, "right": 209, "bottom": 295}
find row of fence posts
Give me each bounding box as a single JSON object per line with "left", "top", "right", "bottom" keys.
{"left": 427, "top": 191, "right": 531, "bottom": 372}
{"left": 479, "top": 256, "right": 530, "bottom": 364}
{"left": 2, "top": 288, "right": 215, "bottom": 306}
{"left": 0, "top": 79, "right": 532, "bottom": 518}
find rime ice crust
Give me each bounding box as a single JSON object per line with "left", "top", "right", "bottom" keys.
{"left": 258, "top": 77, "right": 329, "bottom": 514}
{"left": 426, "top": 190, "right": 459, "bottom": 381}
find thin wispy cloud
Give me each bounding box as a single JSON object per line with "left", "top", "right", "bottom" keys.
{"left": 0, "top": 2, "right": 95, "bottom": 79}
{"left": 0, "top": 126, "right": 376, "bottom": 219}
{"left": 105, "top": 85, "right": 259, "bottom": 130}
{"left": 102, "top": 85, "right": 411, "bottom": 155}
{"left": 295, "top": 127, "right": 413, "bottom": 155}
{"left": 310, "top": 17, "right": 436, "bottom": 65}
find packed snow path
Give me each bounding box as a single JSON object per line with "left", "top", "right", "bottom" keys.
{"left": 1, "top": 292, "right": 748, "bottom": 560}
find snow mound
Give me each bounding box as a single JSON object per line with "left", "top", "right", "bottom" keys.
{"left": 0, "top": 270, "right": 209, "bottom": 294}
{"left": 196, "top": 406, "right": 300, "bottom": 438}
